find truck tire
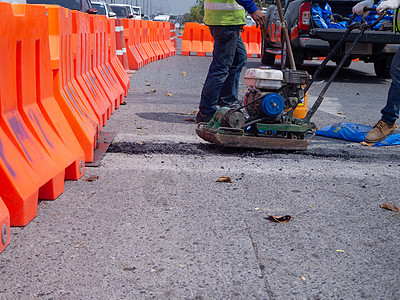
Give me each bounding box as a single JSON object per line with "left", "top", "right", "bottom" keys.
{"left": 261, "top": 38, "right": 276, "bottom": 65}
{"left": 374, "top": 55, "right": 393, "bottom": 79}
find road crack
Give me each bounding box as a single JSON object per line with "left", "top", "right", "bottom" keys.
{"left": 244, "top": 219, "right": 276, "bottom": 300}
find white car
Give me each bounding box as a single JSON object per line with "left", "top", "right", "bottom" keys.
{"left": 92, "top": 1, "right": 116, "bottom": 18}
{"left": 153, "top": 14, "right": 170, "bottom": 22}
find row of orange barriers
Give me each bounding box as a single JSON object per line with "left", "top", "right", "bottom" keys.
{"left": 0, "top": 2, "right": 176, "bottom": 254}
{"left": 118, "top": 19, "right": 176, "bottom": 70}
{"left": 180, "top": 22, "right": 261, "bottom": 58}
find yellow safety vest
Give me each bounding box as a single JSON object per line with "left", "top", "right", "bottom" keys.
{"left": 203, "top": 0, "right": 246, "bottom": 26}
{"left": 394, "top": 8, "right": 400, "bottom": 33}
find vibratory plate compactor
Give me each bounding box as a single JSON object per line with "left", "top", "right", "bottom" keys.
{"left": 195, "top": 0, "right": 388, "bottom": 151}
{"left": 196, "top": 68, "right": 315, "bottom": 151}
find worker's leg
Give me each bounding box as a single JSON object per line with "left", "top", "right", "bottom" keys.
{"left": 381, "top": 49, "right": 400, "bottom": 125}
{"left": 218, "top": 34, "right": 247, "bottom": 107}
{"left": 199, "top": 26, "right": 241, "bottom": 117}
{"left": 365, "top": 49, "right": 400, "bottom": 142}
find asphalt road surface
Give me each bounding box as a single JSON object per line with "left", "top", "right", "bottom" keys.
{"left": 1, "top": 55, "right": 399, "bottom": 299}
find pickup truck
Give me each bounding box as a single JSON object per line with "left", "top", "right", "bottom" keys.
{"left": 262, "top": 0, "right": 400, "bottom": 78}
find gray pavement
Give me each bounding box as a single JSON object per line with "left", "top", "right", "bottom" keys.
{"left": 0, "top": 55, "right": 400, "bottom": 299}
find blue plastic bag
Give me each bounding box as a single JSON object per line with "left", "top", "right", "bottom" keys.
{"left": 312, "top": 4, "right": 328, "bottom": 28}
{"left": 315, "top": 122, "right": 400, "bottom": 147}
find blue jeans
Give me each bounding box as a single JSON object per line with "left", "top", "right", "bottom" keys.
{"left": 381, "top": 48, "right": 400, "bottom": 125}
{"left": 199, "top": 25, "right": 247, "bottom": 116}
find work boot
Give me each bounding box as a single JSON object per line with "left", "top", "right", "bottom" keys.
{"left": 196, "top": 111, "right": 213, "bottom": 123}
{"left": 365, "top": 120, "right": 396, "bottom": 142}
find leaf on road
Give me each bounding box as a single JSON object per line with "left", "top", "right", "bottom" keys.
{"left": 158, "top": 82, "right": 163, "bottom": 85}
{"left": 136, "top": 126, "right": 147, "bottom": 129}
{"left": 380, "top": 203, "right": 400, "bottom": 212}
{"left": 180, "top": 72, "right": 187, "bottom": 76}
{"left": 337, "top": 112, "right": 345, "bottom": 115}
{"left": 146, "top": 80, "right": 152, "bottom": 82}
{"left": 82, "top": 175, "right": 98, "bottom": 182}
{"left": 336, "top": 250, "right": 345, "bottom": 253}
{"left": 121, "top": 101, "right": 127, "bottom": 105}
{"left": 266, "top": 214, "right": 292, "bottom": 223}
{"left": 151, "top": 89, "right": 157, "bottom": 93}
{"left": 184, "top": 118, "right": 195, "bottom": 122}
{"left": 216, "top": 176, "right": 232, "bottom": 183}
{"left": 166, "top": 92, "right": 173, "bottom": 96}
{"left": 301, "top": 276, "right": 306, "bottom": 281}
{"left": 361, "top": 141, "right": 374, "bottom": 147}
{"left": 123, "top": 267, "right": 137, "bottom": 272}
{"left": 145, "top": 83, "right": 151, "bottom": 86}
{"left": 180, "top": 112, "right": 194, "bottom": 115}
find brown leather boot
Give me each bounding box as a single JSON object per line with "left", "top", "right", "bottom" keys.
{"left": 365, "top": 120, "right": 396, "bottom": 143}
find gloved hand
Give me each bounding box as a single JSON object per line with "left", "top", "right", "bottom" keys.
{"left": 352, "top": 0, "right": 374, "bottom": 15}
{"left": 377, "top": 0, "right": 400, "bottom": 14}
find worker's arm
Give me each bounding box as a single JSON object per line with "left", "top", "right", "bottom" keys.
{"left": 235, "top": 0, "right": 266, "bottom": 28}
{"left": 353, "top": 0, "right": 400, "bottom": 15}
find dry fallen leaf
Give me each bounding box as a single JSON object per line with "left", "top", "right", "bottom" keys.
{"left": 166, "top": 92, "right": 173, "bottom": 96}
{"left": 138, "top": 133, "right": 149, "bottom": 136}
{"left": 151, "top": 89, "right": 157, "bottom": 93}
{"left": 380, "top": 203, "right": 400, "bottom": 212}
{"left": 82, "top": 175, "right": 98, "bottom": 182}
{"left": 336, "top": 250, "right": 345, "bottom": 253}
{"left": 145, "top": 83, "right": 151, "bottom": 86}
{"left": 180, "top": 112, "right": 194, "bottom": 115}
{"left": 266, "top": 214, "right": 292, "bottom": 223}
{"left": 337, "top": 112, "right": 345, "bottom": 115}
{"left": 361, "top": 141, "right": 374, "bottom": 147}
{"left": 146, "top": 80, "right": 152, "bottom": 82}
{"left": 180, "top": 72, "right": 187, "bottom": 76}
{"left": 121, "top": 101, "right": 127, "bottom": 105}
{"left": 355, "top": 92, "right": 360, "bottom": 95}
{"left": 158, "top": 82, "right": 163, "bottom": 84}
{"left": 184, "top": 118, "right": 195, "bottom": 122}
{"left": 301, "top": 276, "right": 306, "bottom": 281}
{"left": 216, "top": 176, "right": 232, "bottom": 183}
{"left": 136, "top": 126, "right": 147, "bottom": 129}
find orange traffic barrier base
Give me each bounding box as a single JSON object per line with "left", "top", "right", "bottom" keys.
{"left": 0, "top": 197, "right": 10, "bottom": 253}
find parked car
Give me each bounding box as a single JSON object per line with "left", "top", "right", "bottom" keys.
{"left": 26, "top": 0, "right": 97, "bottom": 13}
{"left": 109, "top": 4, "right": 133, "bottom": 19}
{"left": 131, "top": 5, "right": 142, "bottom": 20}
{"left": 153, "top": 14, "right": 170, "bottom": 22}
{"left": 262, "top": 0, "right": 400, "bottom": 78}
{"left": 91, "top": 1, "right": 116, "bottom": 18}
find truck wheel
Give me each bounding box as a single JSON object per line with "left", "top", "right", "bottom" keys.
{"left": 374, "top": 55, "right": 393, "bottom": 79}
{"left": 261, "top": 38, "right": 276, "bottom": 65}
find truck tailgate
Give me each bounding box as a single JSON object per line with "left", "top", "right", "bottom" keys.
{"left": 310, "top": 28, "right": 400, "bottom": 44}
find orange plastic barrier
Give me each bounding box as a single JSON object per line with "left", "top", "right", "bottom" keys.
{"left": 242, "top": 25, "right": 261, "bottom": 58}
{"left": 0, "top": 198, "right": 10, "bottom": 253}
{"left": 181, "top": 24, "right": 261, "bottom": 57}
{"left": 108, "top": 18, "right": 130, "bottom": 96}
{"left": 170, "top": 23, "right": 178, "bottom": 50}
{"left": 122, "top": 19, "right": 143, "bottom": 70}
{"left": 181, "top": 23, "right": 213, "bottom": 56}
{"left": 90, "top": 15, "right": 122, "bottom": 115}
{"left": 47, "top": 6, "right": 99, "bottom": 163}
{"left": 0, "top": 3, "right": 89, "bottom": 225}
{"left": 116, "top": 19, "right": 130, "bottom": 70}
{"left": 140, "top": 21, "right": 157, "bottom": 63}
{"left": 148, "top": 21, "right": 164, "bottom": 60}
{"left": 72, "top": 10, "right": 111, "bottom": 131}
{"left": 156, "top": 22, "right": 169, "bottom": 58}
{"left": 133, "top": 20, "right": 150, "bottom": 66}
